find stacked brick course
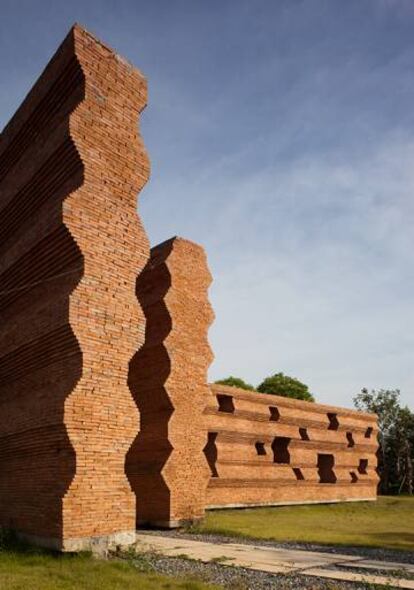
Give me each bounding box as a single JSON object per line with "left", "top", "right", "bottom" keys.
{"left": 205, "top": 384, "right": 378, "bottom": 507}
{"left": 0, "top": 25, "right": 149, "bottom": 550}
{"left": 127, "top": 237, "right": 215, "bottom": 527}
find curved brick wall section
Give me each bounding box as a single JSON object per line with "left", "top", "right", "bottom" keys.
{"left": 0, "top": 27, "right": 84, "bottom": 546}
{"left": 0, "top": 25, "right": 149, "bottom": 550}
{"left": 127, "top": 237, "right": 214, "bottom": 527}
{"left": 205, "top": 384, "right": 378, "bottom": 507}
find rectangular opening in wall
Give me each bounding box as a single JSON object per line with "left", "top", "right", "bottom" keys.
{"left": 216, "top": 394, "right": 235, "bottom": 413}
{"left": 346, "top": 432, "right": 355, "bottom": 447}
{"left": 293, "top": 467, "right": 305, "bottom": 480}
{"left": 358, "top": 459, "right": 368, "bottom": 474}
{"left": 317, "top": 453, "right": 337, "bottom": 483}
{"left": 203, "top": 432, "right": 218, "bottom": 477}
{"left": 269, "top": 406, "right": 280, "bottom": 421}
{"left": 327, "top": 413, "right": 339, "bottom": 430}
{"left": 350, "top": 471, "right": 358, "bottom": 483}
{"left": 272, "top": 437, "right": 291, "bottom": 464}
{"left": 255, "top": 441, "right": 266, "bottom": 456}
{"left": 365, "top": 427, "right": 373, "bottom": 438}
{"left": 299, "top": 427, "right": 310, "bottom": 441}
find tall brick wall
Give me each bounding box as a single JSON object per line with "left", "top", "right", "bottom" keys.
{"left": 127, "top": 237, "right": 214, "bottom": 526}
{"left": 0, "top": 25, "right": 150, "bottom": 550}
{"left": 204, "top": 384, "right": 378, "bottom": 507}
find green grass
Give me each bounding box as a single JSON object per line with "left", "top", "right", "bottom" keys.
{"left": 196, "top": 496, "right": 414, "bottom": 551}
{"left": 0, "top": 538, "right": 219, "bottom": 590}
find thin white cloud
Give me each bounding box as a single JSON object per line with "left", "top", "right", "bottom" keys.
{"left": 204, "top": 135, "right": 414, "bottom": 408}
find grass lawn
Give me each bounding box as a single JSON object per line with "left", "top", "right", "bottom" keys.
{"left": 0, "top": 543, "right": 218, "bottom": 590}
{"left": 197, "top": 496, "right": 414, "bottom": 551}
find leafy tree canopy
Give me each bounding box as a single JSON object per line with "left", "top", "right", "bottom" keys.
{"left": 353, "top": 388, "right": 400, "bottom": 437}
{"left": 354, "top": 388, "right": 413, "bottom": 495}
{"left": 257, "top": 372, "right": 315, "bottom": 402}
{"left": 214, "top": 376, "right": 255, "bottom": 391}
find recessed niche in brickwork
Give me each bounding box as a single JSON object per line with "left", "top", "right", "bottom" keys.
{"left": 327, "top": 413, "right": 339, "bottom": 431}
{"left": 293, "top": 467, "right": 305, "bottom": 481}
{"left": 255, "top": 442, "right": 266, "bottom": 456}
{"left": 365, "top": 427, "right": 373, "bottom": 438}
{"left": 350, "top": 471, "right": 358, "bottom": 483}
{"left": 299, "top": 427, "right": 310, "bottom": 441}
{"left": 272, "top": 437, "right": 291, "bottom": 464}
{"left": 317, "top": 453, "right": 337, "bottom": 483}
{"left": 204, "top": 432, "right": 218, "bottom": 478}
{"left": 346, "top": 432, "right": 355, "bottom": 447}
{"left": 358, "top": 459, "right": 368, "bottom": 474}
{"left": 269, "top": 406, "right": 280, "bottom": 421}
{"left": 217, "top": 394, "right": 235, "bottom": 413}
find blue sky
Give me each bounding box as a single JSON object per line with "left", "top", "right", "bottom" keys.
{"left": 1, "top": 0, "right": 413, "bottom": 408}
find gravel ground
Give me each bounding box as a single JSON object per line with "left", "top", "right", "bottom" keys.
{"left": 323, "top": 563, "right": 414, "bottom": 580}
{"left": 150, "top": 529, "right": 414, "bottom": 566}
{"left": 118, "top": 550, "right": 385, "bottom": 590}
{"left": 126, "top": 529, "right": 414, "bottom": 588}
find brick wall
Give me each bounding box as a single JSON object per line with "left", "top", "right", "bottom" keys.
{"left": 0, "top": 25, "right": 150, "bottom": 550}
{"left": 127, "top": 237, "right": 215, "bottom": 526}
{"left": 0, "top": 24, "right": 378, "bottom": 549}
{"left": 205, "top": 384, "right": 378, "bottom": 507}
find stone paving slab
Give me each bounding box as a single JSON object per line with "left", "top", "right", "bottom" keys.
{"left": 301, "top": 567, "right": 414, "bottom": 589}
{"left": 136, "top": 535, "right": 292, "bottom": 573}
{"left": 344, "top": 559, "right": 414, "bottom": 574}
{"left": 135, "top": 532, "right": 414, "bottom": 588}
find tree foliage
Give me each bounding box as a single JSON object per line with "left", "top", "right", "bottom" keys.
{"left": 257, "top": 372, "right": 315, "bottom": 402}
{"left": 214, "top": 376, "right": 255, "bottom": 391}
{"left": 354, "top": 388, "right": 413, "bottom": 495}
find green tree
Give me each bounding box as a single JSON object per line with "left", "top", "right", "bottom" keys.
{"left": 353, "top": 388, "right": 414, "bottom": 495}
{"left": 257, "top": 372, "right": 314, "bottom": 402}
{"left": 391, "top": 406, "right": 414, "bottom": 495}
{"left": 214, "top": 376, "right": 255, "bottom": 391}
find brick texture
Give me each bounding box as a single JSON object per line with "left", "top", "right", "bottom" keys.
{"left": 127, "top": 237, "right": 215, "bottom": 526}
{"left": 205, "top": 384, "right": 378, "bottom": 507}
{"left": 0, "top": 25, "right": 149, "bottom": 549}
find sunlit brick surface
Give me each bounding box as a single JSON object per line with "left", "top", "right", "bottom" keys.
{"left": 205, "top": 384, "right": 378, "bottom": 507}
{"left": 127, "top": 237, "right": 214, "bottom": 526}
{"left": 0, "top": 25, "right": 149, "bottom": 549}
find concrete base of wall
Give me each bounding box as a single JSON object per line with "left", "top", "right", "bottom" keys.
{"left": 207, "top": 497, "right": 377, "bottom": 510}
{"left": 15, "top": 529, "right": 137, "bottom": 554}
{"left": 137, "top": 517, "right": 204, "bottom": 529}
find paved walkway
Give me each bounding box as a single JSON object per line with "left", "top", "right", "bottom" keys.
{"left": 136, "top": 532, "right": 414, "bottom": 589}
